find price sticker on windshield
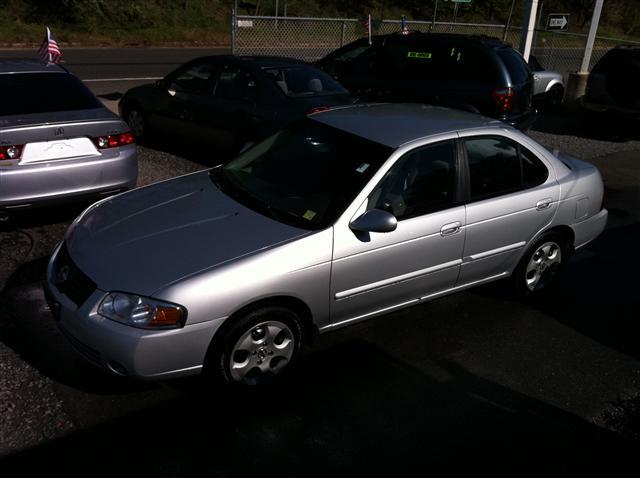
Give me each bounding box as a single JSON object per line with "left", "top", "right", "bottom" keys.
{"left": 303, "top": 210, "right": 317, "bottom": 221}
{"left": 356, "top": 163, "right": 370, "bottom": 173}
{"left": 407, "top": 51, "right": 432, "bottom": 59}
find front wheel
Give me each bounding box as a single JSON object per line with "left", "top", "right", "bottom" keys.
{"left": 545, "top": 85, "right": 564, "bottom": 112}
{"left": 514, "top": 234, "right": 569, "bottom": 295}
{"left": 205, "top": 306, "right": 304, "bottom": 387}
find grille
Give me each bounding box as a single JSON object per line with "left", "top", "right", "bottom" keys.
{"left": 53, "top": 243, "right": 97, "bottom": 307}
{"left": 59, "top": 324, "right": 101, "bottom": 365}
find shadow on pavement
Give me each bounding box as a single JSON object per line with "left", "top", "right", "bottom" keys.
{"left": 137, "top": 133, "right": 236, "bottom": 168}
{"left": 529, "top": 222, "right": 640, "bottom": 360}
{"left": 0, "top": 340, "right": 635, "bottom": 476}
{"left": 0, "top": 202, "right": 85, "bottom": 232}
{"left": 0, "top": 266, "right": 157, "bottom": 395}
{"left": 533, "top": 109, "right": 640, "bottom": 142}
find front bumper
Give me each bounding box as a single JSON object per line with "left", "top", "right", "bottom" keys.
{"left": 45, "top": 242, "right": 225, "bottom": 380}
{"left": 0, "top": 145, "right": 138, "bottom": 210}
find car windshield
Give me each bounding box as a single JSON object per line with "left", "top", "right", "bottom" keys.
{"left": 263, "top": 66, "right": 349, "bottom": 97}
{"left": 0, "top": 72, "right": 103, "bottom": 116}
{"left": 213, "top": 119, "right": 393, "bottom": 230}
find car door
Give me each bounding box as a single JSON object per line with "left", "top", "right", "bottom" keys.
{"left": 457, "top": 132, "right": 558, "bottom": 285}
{"left": 153, "top": 59, "right": 219, "bottom": 141}
{"left": 330, "top": 138, "right": 466, "bottom": 325}
{"left": 207, "top": 62, "right": 264, "bottom": 150}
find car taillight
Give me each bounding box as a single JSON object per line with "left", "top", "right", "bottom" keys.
{"left": 307, "top": 106, "right": 330, "bottom": 115}
{"left": 0, "top": 144, "right": 24, "bottom": 160}
{"left": 92, "top": 132, "right": 135, "bottom": 150}
{"left": 492, "top": 87, "right": 515, "bottom": 112}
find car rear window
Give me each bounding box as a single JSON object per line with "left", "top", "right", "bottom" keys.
{"left": 497, "top": 48, "right": 531, "bottom": 84}
{"left": 0, "top": 72, "right": 102, "bottom": 116}
{"left": 264, "top": 66, "right": 348, "bottom": 97}
{"left": 369, "top": 41, "right": 497, "bottom": 83}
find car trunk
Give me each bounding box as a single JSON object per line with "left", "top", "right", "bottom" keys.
{"left": 0, "top": 109, "right": 127, "bottom": 163}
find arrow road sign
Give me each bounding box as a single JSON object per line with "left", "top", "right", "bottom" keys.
{"left": 547, "top": 13, "right": 569, "bottom": 31}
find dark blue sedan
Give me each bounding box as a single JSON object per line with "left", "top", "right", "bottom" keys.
{"left": 119, "top": 55, "right": 355, "bottom": 155}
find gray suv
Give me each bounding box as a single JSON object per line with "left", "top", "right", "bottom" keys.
{"left": 317, "top": 33, "right": 537, "bottom": 130}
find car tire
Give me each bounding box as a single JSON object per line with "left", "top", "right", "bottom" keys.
{"left": 545, "top": 85, "right": 564, "bottom": 112}
{"left": 204, "top": 305, "right": 304, "bottom": 387}
{"left": 513, "top": 232, "right": 570, "bottom": 296}
{"left": 124, "top": 105, "right": 147, "bottom": 140}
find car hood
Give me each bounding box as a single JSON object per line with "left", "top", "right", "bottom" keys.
{"left": 65, "top": 170, "right": 311, "bottom": 295}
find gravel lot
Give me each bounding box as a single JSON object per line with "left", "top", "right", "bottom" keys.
{"left": 0, "top": 112, "right": 639, "bottom": 460}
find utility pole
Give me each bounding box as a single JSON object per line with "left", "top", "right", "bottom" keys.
{"left": 432, "top": 0, "right": 439, "bottom": 29}
{"left": 566, "top": 0, "right": 605, "bottom": 102}
{"left": 580, "top": 0, "right": 604, "bottom": 73}
{"left": 518, "top": 0, "right": 539, "bottom": 62}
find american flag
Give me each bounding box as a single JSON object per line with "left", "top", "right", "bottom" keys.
{"left": 38, "top": 27, "right": 62, "bottom": 64}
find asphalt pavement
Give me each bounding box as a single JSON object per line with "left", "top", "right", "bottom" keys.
{"left": 1, "top": 48, "right": 640, "bottom": 475}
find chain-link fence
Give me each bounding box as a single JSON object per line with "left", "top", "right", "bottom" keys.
{"left": 232, "top": 13, "right": 640, "bottom": 78}
{"left": 233, "top": 15, "right": 362, "bottom": 60}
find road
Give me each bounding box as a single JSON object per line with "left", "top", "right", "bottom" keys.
{"left": 1, "top": 47, "right": 639, "bottom": 474}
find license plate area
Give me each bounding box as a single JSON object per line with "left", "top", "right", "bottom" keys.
{"left": 21, "top": 137, "right": 100, "bottom": 164}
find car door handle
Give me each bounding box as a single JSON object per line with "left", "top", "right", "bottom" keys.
{"left": 536, "top": 198, "right": 553, "bottom": 210}
{"left": 440, "top": 221, "right": 462, "bottom": 237}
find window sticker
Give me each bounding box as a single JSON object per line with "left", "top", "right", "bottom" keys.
{"left": 356, "top": 163, "right": 370, "bottom": 173}
{"left": 407, "top": 51, "right": 432, "bottom": 59}
{"left": 303, "top": 210, "right": 317, "bottom": 221}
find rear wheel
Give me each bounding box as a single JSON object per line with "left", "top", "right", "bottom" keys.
{"left": 514, "top": 233, "right": 569, "bottom": 295}
{"left": 205, "top": 305, "right": 304, "bottom": 387}
{"left": 125, "top": 106, "right": 146, "bottom": 139}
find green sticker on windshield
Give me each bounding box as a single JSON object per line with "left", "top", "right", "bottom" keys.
{"left": 303, "top": 210, "right": 317, "bottom": 221}
{"left": 407, "top": 51, "right": 432, "bottom": 59}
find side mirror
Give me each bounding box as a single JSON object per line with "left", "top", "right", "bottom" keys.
{"left": 349, "top": 209, "right": 397, "bottom": 233}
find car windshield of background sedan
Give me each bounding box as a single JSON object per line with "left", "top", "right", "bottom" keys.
{"left": 213, "top": 119, "right": 393, "bottom": 230}
{"left": 1, "top": 73, "right": 103, "bottom": 116}
{"left": 263, "top": 66, "right": 349, "bottom": 98}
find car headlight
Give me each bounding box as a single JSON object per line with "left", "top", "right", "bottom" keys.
{"left": 98, "top": 292, "right": 186, "bottom": 329}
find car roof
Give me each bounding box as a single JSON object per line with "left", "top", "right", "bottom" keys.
{"left": 185, "top": 55, "right": 310, "bottom": 69}
{"left": 372, "top": 32, "right": 509, "bottom": 49}
{"left": 310, "top": 103, "right": 506, "bottom": 148}
{"left": 0, "top": 60, "right": 67, "bottom": 74}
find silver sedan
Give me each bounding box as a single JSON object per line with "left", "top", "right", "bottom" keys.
{"left": 45, "top": 104, "right": 607, "bottom": 386}
{"left": 0, "top": 61, "right": 137, "bottom": 221}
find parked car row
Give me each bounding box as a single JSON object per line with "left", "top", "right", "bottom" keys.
{"left": 119, "top": 32, "right": 550, "bottom": 154}
{"left": 2, "top": 34, "right": 611, "bottom": 389}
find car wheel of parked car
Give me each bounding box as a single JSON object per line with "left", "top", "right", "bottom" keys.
{"left": 546, "top": 85, "right": 564, "bottom": 112}
{"left": 514, "top": 233, "right": 568, "bottom": 295}
{"left": 207, "top": 305, "right": 304, "bottom": 387}
{"left": 125, "top": 106, "right": 146, "bottom": 139}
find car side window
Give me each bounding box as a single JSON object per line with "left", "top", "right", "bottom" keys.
{"left": 214, "top": 65, "right": 258, "bottom": 101}
{"left": 464, "top": 136, "right": 548, "bottom": 201}
{"left": 169, "top": 62, "right": 216, "bottom": 95}
{"left": 367, "top": 140, "right": 457, "bottom": 220}
{"left": 521, "top": 146, "right": 549, "bottom": 187}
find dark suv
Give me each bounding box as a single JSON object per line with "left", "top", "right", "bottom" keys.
{"left": 582, "top": 46, "right": 640, "bottom": 121}
{"left": 316, "top": 33, "right": 537, "bottom": 130}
